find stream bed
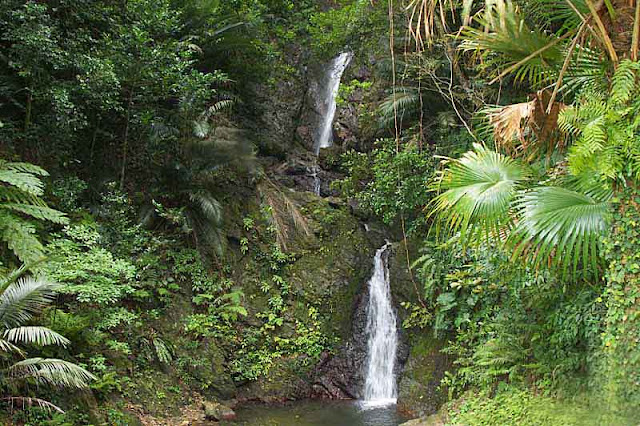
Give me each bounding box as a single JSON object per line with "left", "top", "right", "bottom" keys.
{"left": 221, "top": 400, "right": 409, "bottom": 426}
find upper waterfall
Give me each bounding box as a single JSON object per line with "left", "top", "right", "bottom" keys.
{"left": 362, "top": 242, "right": 398, "bottom": 408}
{"left": 313, "top": 51, "right": 353, "bottom": 154}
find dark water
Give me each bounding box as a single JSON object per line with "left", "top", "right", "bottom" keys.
{"left": 222, "top": 400, "right": 409, "bottom": 426}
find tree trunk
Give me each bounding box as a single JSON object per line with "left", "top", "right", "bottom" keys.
{"left": 120, "top": 91, "right": 134, "bottom": 191}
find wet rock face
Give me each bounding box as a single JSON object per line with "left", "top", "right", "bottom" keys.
{"left": 275, "top": 156, "right": 342, "bottom": 197}
{"left": 396, "top": 335, "right": 451, "bottom": 418}
{"left": 311, "top": 290, "right": 369, "bottom": 399}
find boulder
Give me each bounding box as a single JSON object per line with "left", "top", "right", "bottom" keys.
{"left": 202, "top": 401, "right": 236, "bottom": 421}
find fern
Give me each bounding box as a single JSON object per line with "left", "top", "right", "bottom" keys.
{"left": 152, "top": 337, "right": 172, "bottom": 364}
{"left": 611, "top": 60, "right": 640, "bottom": 105}
{"left": 0, "top": 161, "right": 68, "bottom": 263}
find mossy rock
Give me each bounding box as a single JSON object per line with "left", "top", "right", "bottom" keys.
{"left": 174, "top": 339, "right": 236, "bottom": 400}
{"left": 125, "top": 370, "right": 191, "bottom": 417}
{"left": 397, "top": 333, "right": 451, "bottom": 418}
{"left": 237, "top": 356, "right": 314, "bottom": 402}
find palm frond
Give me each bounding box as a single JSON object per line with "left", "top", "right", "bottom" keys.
{"left": 525, "top": 0, "right": 588, "bottom": 31}
{"left": 508, "top": 186, "right": 610, "bottom": 277}
{"left": 484, "top": 91, "right": 567, "bottom": 159}
{"left": 189, "top": 192, "right": 222, "bottom": 224}
{"left": 0, "top": 338, "right": 25, "bottom": 355}
{"left": 152, "top": 337, "right": 172, "bottom": 364}
{"left": 0, "top": 276, "right": 58, "bottom": 329}
{"left": 4, "top": 326, "right": 70, "bottom": 347}
{"left": 378, "top": 88, "right": 421, "bottom": 129}
{"left": 9, "top": 358, "right": 96, "bottom": 389}
{"left": 407, "top": 0, "right": 475, "bottom": 46}
{"left": 459, "top": 0, "right": 565, "bottom": 87}
{"left": 1, "top": 396, "right": 64, "bottom": 413}
{"left": 185, "top": 208, "right": 226, "bottom": 256}
{"left": 258, "top": 180, "right": 313, "bottom": 250}
{"left": 430, "top": 143, "right": 529, "bottom": 243}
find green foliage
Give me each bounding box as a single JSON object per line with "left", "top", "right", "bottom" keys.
{"left": 307, "top": 0, "right": 387, "bottom": 59}
{"left": 41, "top": 223, "right": 136, "bottom": 306}
{"left": 336, "top": 79, "right": 373, "bottom": 106}
{"left": 444, "top": 386, "right": 634, "bottom": 426}
{"left": 409, "top": 237, "right": 604, "bottom": 394}
{"left": 0, "top": 272, "right": 95, "bottom": 413}
{"left": 334, "top": 139, "right": 434, "bottom": 229}
{"left": 0, "top": 160, "right": 68, "bottom": 264}
{"left": 559, "top": 60, "right": 640, "bottom": 183}
{"left": 600, "top": 188, "right": 640, "bottom": 413}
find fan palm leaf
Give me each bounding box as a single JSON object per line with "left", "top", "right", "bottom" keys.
{"left": 430, "top": 143, "right": 529, "bottom": 242}
{"left": 508, "top": 186, "right": 610, "bottom": 277}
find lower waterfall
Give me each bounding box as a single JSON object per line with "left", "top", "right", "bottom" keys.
{"left": 362, "top": 242, "right": 398, "bottom": 408}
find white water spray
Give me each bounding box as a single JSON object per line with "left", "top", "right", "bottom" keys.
{"left": 362, "top": 242, "right": 398, "bottom": 408}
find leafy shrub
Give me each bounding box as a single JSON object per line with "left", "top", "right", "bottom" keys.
{"left": 42, "top": 223, "right": 136, "bottom": 305}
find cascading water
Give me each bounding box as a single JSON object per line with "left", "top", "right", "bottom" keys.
{"left": 311, "top": 165, "right": 321, "bottom": 196}
{"left": 310, "top": 51, "right": 353, "bottom": 196}
{"left": 313, "top": 51, "right": 353, "bottom": 154}
{"left": 361, "top": 242, "right": 398, "bottom": 408}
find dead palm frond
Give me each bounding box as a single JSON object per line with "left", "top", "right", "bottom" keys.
{"left": 483, "top": 91, "right": 566, "bottom": 158}
{"left": 258, "top": 179, "right": 312, "bottom": 250}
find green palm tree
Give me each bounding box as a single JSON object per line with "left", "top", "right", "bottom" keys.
{"left": 429, "top": 144, "right": 612, "bottom": 277}
{"left": 0, "top": 272, "right": 95, "bottom": 413}
{"left": 151, "top": 92, "right": 254, "bottom": 256}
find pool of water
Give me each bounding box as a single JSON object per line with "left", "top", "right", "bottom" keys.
{"left": 222, "top": 400, "right": 409, "bottom": 426}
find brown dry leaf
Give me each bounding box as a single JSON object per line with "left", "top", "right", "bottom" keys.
{"left": 488, "top": 90, "right": 566, "bottom": 158}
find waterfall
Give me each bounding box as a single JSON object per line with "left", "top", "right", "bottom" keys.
{"left": 311, "top": 164, "right": 321, "bottom": 196}
{"left": 362, "top": 242, "right": 398, "bottom": 408}
{"left": 313, "top": 51, "right": 353, "bottom": 154}
{"left": 309, "top": 52, "right": 352, "bottom": 196}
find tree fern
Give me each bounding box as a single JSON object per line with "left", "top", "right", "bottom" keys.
{"left": 611, "top": 60, "right": 640, "bottom": 105}
{"left": 563, "top": 62, "right": 640, "bottom": 181}
{"left": 0, "top": 160, "right": 68, "bottom": 263}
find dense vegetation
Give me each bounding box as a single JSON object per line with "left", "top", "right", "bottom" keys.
{"left": 1, "top": 0, "right": 639, "bottom": 424}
